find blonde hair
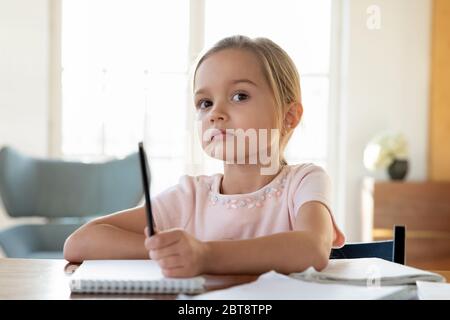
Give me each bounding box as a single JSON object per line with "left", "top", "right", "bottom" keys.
{"left": 193, "top": 35, "right": 302, "bottom": 166}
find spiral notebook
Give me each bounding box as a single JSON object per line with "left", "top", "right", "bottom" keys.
{"left": 69, "top": 260, "right": 205, "bottom": 294}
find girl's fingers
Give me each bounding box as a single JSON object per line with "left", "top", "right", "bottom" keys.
{"left": 147, "top": 229, "right": 183, "bottom": 250}
{"left": 162, "top": 266, "right": 198, "bottom": 278}
{"left": 149, "top": 244, "right": 181, "bottom": 260}
{"left": 158, "top": 256, "right": 183, "bottom": 270}
{"left": 144, "top": 237, "right": 151, "bottom": 250}
{"left": 161, "top": 266, "right": 186, "bottom": 278}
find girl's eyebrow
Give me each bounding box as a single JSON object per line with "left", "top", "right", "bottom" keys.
{"left": 229, "top": 79, "right": 258, "bottom": 86}
{"left": 194, "top": 78, "right": 258, "bottom": 96}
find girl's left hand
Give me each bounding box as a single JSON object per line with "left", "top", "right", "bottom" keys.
{"left": 144, "top": 227, "right": 209, "bottom": 278}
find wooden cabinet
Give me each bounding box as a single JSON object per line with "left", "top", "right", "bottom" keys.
{"left": 362, "top": 178, "right": 450, "bottom": 270}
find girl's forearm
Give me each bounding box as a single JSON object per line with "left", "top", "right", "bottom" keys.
{"left": 63, "top": 223, "right": 147, "bottom": 262}
{"left": 203, "top": 231, "right": 330, "bottom": 275}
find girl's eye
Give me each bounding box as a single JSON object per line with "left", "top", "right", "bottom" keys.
{"left": 232, "top": 92, "right": 249, "bottom": 102}
{"left": 197, "top": 100, "right": 213, "bottom": 110}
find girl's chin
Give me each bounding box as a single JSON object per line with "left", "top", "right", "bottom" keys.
{"left": 202, "top": 141, "right": 277, "bottom": 164}
{"left": 203, "top": 148, "right": 261, "bottom": 164}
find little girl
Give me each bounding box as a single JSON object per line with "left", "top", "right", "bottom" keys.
{"left": 64, "top": 35, "right": 345, "bottom": 277}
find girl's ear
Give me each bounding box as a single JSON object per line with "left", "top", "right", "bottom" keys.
{"left": 284, "top": 102, "right": 303, "bottom": 129}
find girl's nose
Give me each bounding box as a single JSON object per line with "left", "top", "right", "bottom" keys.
{"left": 208, "top": 102, "right": 228, "bottom": 123}
{"left": 209, "top": 113, "right": 226, "bottom": 123}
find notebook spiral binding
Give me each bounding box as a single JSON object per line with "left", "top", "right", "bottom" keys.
{"left": 70, "top": 279, "right": 204, "bottom": 294}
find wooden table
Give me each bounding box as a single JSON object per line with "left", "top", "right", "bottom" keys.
{"left": 0, "top": 258, "right": 448, "bottom": 299}
{"left": 0, "top": 258, "right": 258, "bottom": 299}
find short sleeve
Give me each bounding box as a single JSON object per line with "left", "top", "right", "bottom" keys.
{"left": 150, "top": 175, "right": 196, "bottom": 231}
{"left": 289, "top": 164, "right": 345, "bottom": 248}
{"left": 291, "top": 165, "right": 333, "bottom": 217}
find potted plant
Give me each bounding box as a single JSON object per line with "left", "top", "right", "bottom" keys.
{"left": 363, "top": 132, "right": 409, "bottom": 180}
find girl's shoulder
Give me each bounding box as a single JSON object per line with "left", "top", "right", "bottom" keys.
{"left": 286, "top": 163, "right": 329, "bottom": 179}
{"left": 152, "top": 174, "right": 221, "bottom": 209}
{"left": 284, "top": 163, "right": 331, "bottom": 191}
{"left": 174, "top": 172, "right": 222, "bottom": 193}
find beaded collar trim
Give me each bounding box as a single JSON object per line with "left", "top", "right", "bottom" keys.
{"left": 207, "top": 166, "right": 289, "bottom": 209}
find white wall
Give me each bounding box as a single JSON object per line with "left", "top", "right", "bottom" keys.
{"left": 337, "top": 0, "right": 432, "bottom": 241}
{"left": 0, "top": 0, "right": 49, "bottom": 230}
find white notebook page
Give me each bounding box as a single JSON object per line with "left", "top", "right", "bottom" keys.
{"left": 69, "top": 260, "right": 205, "bottom": 294}
{"left": 180, "top": 271, "right": 410, "bottom": 300}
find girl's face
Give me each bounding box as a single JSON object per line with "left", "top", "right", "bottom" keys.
{"left": 194, "top": 48, "right": 279, "bottom": 163}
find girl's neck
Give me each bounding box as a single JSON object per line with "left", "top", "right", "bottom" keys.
{"left": 220, "top": 163, "right": 285, "bottom": 195}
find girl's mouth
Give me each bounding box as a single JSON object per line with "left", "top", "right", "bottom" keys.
{"left": 208, "top": 128, "right": 234, "bottom": 142}
{"left": 211, "top": 132, "right": 234, "bottom": 141}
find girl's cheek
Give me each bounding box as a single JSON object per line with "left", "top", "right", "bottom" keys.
{"left": 196, "top": 119, "right": 208, "bottom": 146}
{"left": 196, "top": 111, "right": 205, "bottom": 121}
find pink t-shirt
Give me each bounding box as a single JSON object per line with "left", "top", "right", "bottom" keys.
{"left": 151, "top": 163, "right": 345, "bottom": 248}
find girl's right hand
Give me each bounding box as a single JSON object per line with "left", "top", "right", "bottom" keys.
{"left": 143, "top": 227, "right": 209, "bottom": 278}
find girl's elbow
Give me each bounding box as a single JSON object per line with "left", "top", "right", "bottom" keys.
{"left": 63, "top": 235, "right": 79, "bottom": 262}
{"left": 310, "top": 235, "right": 332, "bottom": 271}
{"left": 313, "top": 249, "right": 330, "bottom": 271}
{"left": 63, "top": 230, "right": 86, "bottom": 263}
{"left": 292, "top": 233, "right": 330, "bottom": 272}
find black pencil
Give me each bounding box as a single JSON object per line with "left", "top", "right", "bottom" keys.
{"left": 138, "top": 142, "right": 154, "bottom": 237}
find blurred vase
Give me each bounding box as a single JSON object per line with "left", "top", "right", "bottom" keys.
{"left": 388, "top": 159, "right": 408, "bottom": 180}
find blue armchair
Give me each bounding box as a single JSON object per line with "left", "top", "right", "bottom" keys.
{"left": 0, "top": 146, "right": 143, "bottom": 258}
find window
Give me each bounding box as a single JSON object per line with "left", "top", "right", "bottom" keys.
{"left": 61, "top": 0, "right": 189, "bottom": 194}
{"left": 61, "top": 0, "right": 333, "bottom": 195}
